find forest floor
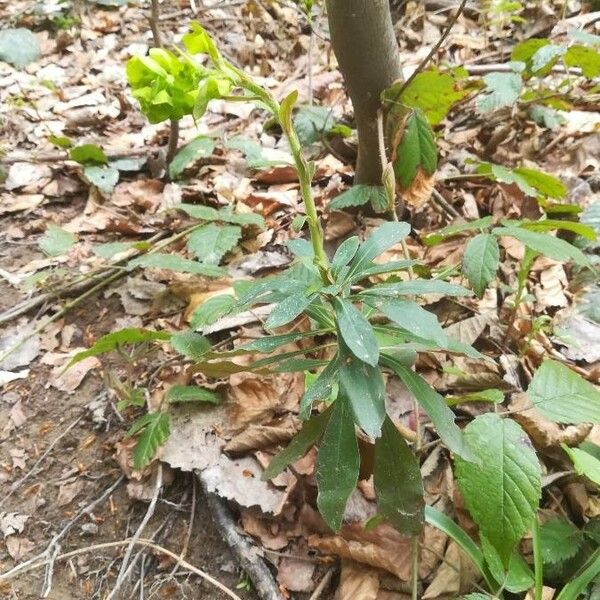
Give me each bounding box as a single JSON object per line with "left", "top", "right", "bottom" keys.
{"left": 1, "top": 0, "right": 600, "bottom": 599}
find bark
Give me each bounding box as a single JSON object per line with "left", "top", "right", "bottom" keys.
{"left": 326, "top": 0, "right": 402, "bottom": 185}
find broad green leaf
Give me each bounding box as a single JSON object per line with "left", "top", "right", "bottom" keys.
{"left": 170, "top": 331, "right": 210, "bottom": 360}
{"left": 339, "top": 350, "right": 386, "bottom": 439}
{"left": 293, "top": 104, "right": 334, "bottom": 146}
{"left": 511, "top": 38, "right": 550, "bottom": 67}
{"left": 83, "top": 165, "right": 119, "bottom": 194}
{"left": 540, "top": 517, "right": 584, "bottom": 565}
{"left": 190, "top": 294, "right": 235, "bottom": 330}
{"left": 176, "top": 203, "right": 265, "bottom": 228}
{"left": 39, "top": 225, "right": 77, "bottom": 256}
{"left": 193, "top": 75, "right": 233, "bottom": 120}
{"left": 492, "top": 226, "right": 590, "bottom": 267}
{"left": 384, "top": 356, "right": 475, "bottom": 461}
{"left": 182, "top": 21, "right": 220, "bottom": 60}
{"left": 512, "top": 39, "right": 563, "bottom": 75}
{"left": 361, "top": 279, "right": 472, "bottom": 298}
{"left": 265, "top": 293, "right": 313, "bottom": 329}
{"left": 128, "top": 412, "right": 170, "bottom": 470}
{"left": 370, "top": 298, "right": 447, "bottom": 347}
{"left": 0, "top": 28, "right": 40, "bottom": 68}
{"left": 455, "top": 413, "right": 541, "bottom": 565}
{"left": 400, "top": 67, "right": 470, "bottom": 125}
{"left": 167, "top": 385, "right": 221, "bottom": 404}
{"left": 168, "top": 136, "right": 215, "bottom": 180}
{"left": 569, "top": 29, "right": 600, "bottom": 46}
{"left": 446, "top": 389, "right": 504, "bottom": 406}
{"left": 392, "top": 109, "right": 437, "bottom": 190}
{"left": 329, "top": 185, "right": 388, "bottom": 213}
{"left": 476, "top": 72, "right": 522, "bottom": 114}
{"left": 70, "top": 144, "right": 108, "bottom": 165}
{"left": 187, "top": 224, "right": 241, "bottom": 265}
{"left": 48, "top": 135, "right": 73, "bottom": 149}
{"left": 565, "top": 45, "right": 600, "bottom": 78}
{"left": 300, "top": 358, "right": 339, "bottom": 419}
{"left": 347, "top": 221, "right": 411, "bottom": 281}
{"left": 462, "top": 233, "right": 500, "bottom": 297}
{"left": 530, "top": 104, "right": 565, "bottom": 130}
{"left": 334, "top": 298, "right": 379, "bottom": 366}
{"left": 69, "top": 328, "right": 170, "bottom": 366}
{"left": 374, "top": 417, "right": 424, "bottom": 534}
{"left": 129, "top": 253, "right": 226, "bottom": 277}
{"left": 331, "top": 236, "right": 360, "bottom": 278}
{"left": 527, "top": 359, "right": 600, "bottom": 423}
{"left": 316, "top": 396, "right": 360, "bottom": 531}
{"left": 423, "top": 216, "right": 493, "bottom": 246}
{"left": 225, "top": 135, "right": 288, "bottom": 169}
{"left": 262, "top": 406, "right": 333, "bottom": 480}
{"left": 480, "top": 536, "right": 534, "bottom": 593}
{"left": 562, "top": 444, "right": 600, "bottom": 486}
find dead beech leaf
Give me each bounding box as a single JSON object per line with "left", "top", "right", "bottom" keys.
{"left": 224, "top": 415, "right": 301, "bottom": 455}
{"left": 111, "top": 179, "right": 164, "bottom": 211}
{"left": 56, "top": 480, "right": 84, "bottom": 507}
{"left": 325, "top": 211, "right": 356, "bottom": 241}
{"left": 422, "top": 541, "right": 460, "bottom": 599}
{"left": 401, "top": 170, "right": 435, "bottom": 208}
{"left": 444, "top": 313, "right": 491, "bottom": 346}
{"left": 0, "top": 513, "right": 29, "bottom": 537}
{"left": 6, "top": 536, "right": 35, "bottom": 561}
{"left": 240, "top": 509, "right": 289, "bottom": 550}
{"left": 277, "top": 556, "right": 316, "bottom": 593}
{"left": 50, "top": 356, "right": 100, "bottom": 392}
{"left": 534, "top": 264, "right": 568, "bottom": 310}
{"left": 509, "top": 393, "right": 592, "bottom": 448}
{"left": 336, "top": 559, "right": 379, "bottom": 600}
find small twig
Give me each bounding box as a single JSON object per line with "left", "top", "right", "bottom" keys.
{"left": 149, "top": 0, "right": 162, "bottom": 46}
{"left": 397, "top": 0, "right": 469, "bottom": 96}
{"left": 107, "top": 465, "right": 163, "bottom": 599}
{"left": 0, "top": 538, "right": 243, "bottom": 600}
{"left": 307, "top": 566, "right": 335, "bottom": 600}
{"left": 431, "top": 188, "right": 460, "bottom": 218}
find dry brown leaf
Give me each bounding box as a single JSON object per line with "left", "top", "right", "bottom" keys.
{"left": 336, "top": 559, "right": 379, "bottom": 600}
{"left": 241, "top": 509, "right": 290, "bottom": 550}
{"left": 534, "top": 263, "right": 568, "bottom": 310}
{"left": 50, "top": 355, "right": 100, "bottom": 393}
{"left": 56, "top": 480, "right": 84, "bottom": 507}
{"left": 525, "top": 586, "right": 556, "bottom": 600}
{"left": 325, "top": 211, "right": 356, "bottom": 241}
{"left": 6, "top": 536, "right": 35, "bottom": 561}
{"left": 444, "top": 313, "right": 491, "bottom": 346}
{"left": 277, "top": 556, "right": 316, "bottom": 593}
{"left": 111, "top": 179, "right": 164, "bottom": 211}
{"left": 401, "top": 170, "right": 435, "bottom": 208}
{"left": 224, "top": 415, "right": 301, "bottom": 455}
{"left": 423, "top": 541, "right": 479, "bottom": 599}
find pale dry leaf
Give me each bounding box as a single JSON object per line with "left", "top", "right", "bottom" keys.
{"left": 50, "top": 356, "right": 100, "bottom": 393}
{"left": 4, "top": 163, "right": 52, "bottom": 191}
{"left": 535, "top": 264, "right": 568, "bottom": 310}
{"left": 402, "top": 171, "right": 435, "bottom": 208}
{"left": 111, "top": 179, "right": 164, "bottom": 212}
{"left": 9, "top": 402, "right": 27, "bottom": 428}
{"left": 325, "top": 211, "right": 356, "bottom": 241}
{"left": 336, "top": 559, "right": 379, "bottom": 600}
{"left": 423, "top": 541, "right": 460, "bottom": 599}
{"left": 277, "top": 556, "right": 316, "bottom": 593}
{"left": 57, "top": 480, "right": 84, "bottom": 507}
{"left": 6, "top": 536, "right": 35, "bottom": 561}
{"left": 0, "top": 321, "right": 41, "bottom": 370}
{"left": 444, "top": 313, "right": 491, "bottom": 346}
{"left": 554, "top": 311, "right": 600, "bottom": 364}
{"left": 524, "top": 587, "right": 556, "bottom": 600}
{"left": 0, "top": 512, "right": 29, "bottom": 538}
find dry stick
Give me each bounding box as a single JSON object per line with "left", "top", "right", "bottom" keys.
{"left": 198, "top": 472, "right": 286, "bottom": 600}
{"left": 0, "top": 538, "right": 243, "bottom": 600}
{"left": 106, "top": 466, "right": 163, "bottom": 600}
{"left": 431, "top": 188, "right": 460, "bottom": 218}
{"left": 307, "top": 567, "right": 335, "bottom": 600}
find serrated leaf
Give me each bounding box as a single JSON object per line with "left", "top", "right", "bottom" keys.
{"left": 462, "top": 233, "right": 500, "bottom": 297}
{"left": 265, "top": 293, "right": 313, "bottom": 329}
{"left": 384, "top": 356, "right": 475, "bottom": 461}
{"left": 540, "top": 518, "right": 584, "bottom": 565}
{"left": 39, "top": 225, "right": 77, "bottom": 257}
{"left": 176, "top": 203, "right": 265, "bottom": 228}
{"left": 527, "top": 359, "right": 600, "bottom": 424}
{"left": 555, "top": 548, "right": 600, "bottom": 600}
{"left": 0, "top": 28, "right": 40, "bottom": 68}
{"left": 170, "top": 331, "right": 210, "bottom": 360}
{"left": 293, "top": 104, "right": 334, "bottom": 146}
{"left": 346, "top": 221, "right": 411, "bottom": 281}
{"left": 168, "top": 136, "right": 215, "bottom": 180}
{"left": 262, "top": 406, "right": 333, "bottom": 480}
{"left": 334, "top": 298, "right": 379, "bottom": 366}
{"left": 129, "top": 253, "right": 226, "bottom": 277}
{"left": 70, "top": 144, "right": 108, "bottom": 165}
{"left": 562, "top": 444, "right": 600, "bottom": 486}
{"left": 423, "top": 216, "right": 493, "bottom": 246}
{"left": 477, "top": 162, "right": 566, "bottom": 199}
{"left": 492, "top": 226, "right": 590, "bottom": 266}
{"left": 69, "top": 328, "right": 170, "bottom": 366}
{"left": 393, "top": 109, "right": 437, "bottom": 189}
{"left": 374, "top": 417, "right": 424, "bottom": 534}
{"left": 190, "top": 294, "right": 235, "bottom": 330}
{"left": 167, "top": 385, "right": 221, "bottom": 404}
{"left": 83, "top": 165, "right": 119, "bottom": 194}
{"left": 565, "top": 45, "right": 600, "bottom": 78}
{"left": 300, "top": 358, "right": 339, "bottom": 420}
{"left": 476, "top": 72, "right": 522, "bottom": 114}
{"left": 400, "top": 67, "right": 470, "bottom": 125}
{"left": 329, "top": 185, "right": 388, "bottom": 213}
{"left": 316, "top": 396, "right": 359, "bottom": 531}
{"left": 128, "top": 412, "right": 170, "bottom": 470}
{"left": 187, "top": 224, "right": 241, "bottom": 265}
{"left": 339, "top": 349, "right": 386, "bottom": 439}
{"left": 455, "top": 413, "right": 541, "bottom": 566}
{"left": 361, "top": 279, "right": 472, "bottom": 298}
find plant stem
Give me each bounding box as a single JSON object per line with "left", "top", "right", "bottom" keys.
{"left": 532, "top": 515, "right": 543, "bottom": 600}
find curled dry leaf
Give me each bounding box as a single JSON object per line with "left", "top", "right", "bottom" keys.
{"left": 336, "top": 559, "right": 380, "bottom": 600}
{"left": 224, "top": 414, "right": 301, "bottom": 455}
{"left": 510, "top": 392, "right": 592, "bottom": 448}
{"left": 240, "top": 509, "right": 290, "bottom": 550}
{"left": 402, "top": 170, "right": 435, "bottom": 208}
{"left": 50, "top": 355, "right": 100, "bottom": 393}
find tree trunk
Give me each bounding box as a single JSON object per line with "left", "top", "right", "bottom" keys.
{"left": 326, "top": 0, "right": 401, "bottom": 185}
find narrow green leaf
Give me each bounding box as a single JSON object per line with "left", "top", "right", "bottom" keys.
{"left": 446, "top": 389, "right": 504, "bottom": 406}
{"left": 462, "top": 233, "right": 500, "bottom": 297}
{"left": 492, "top": 226, "right": 590, "bottom": 267}
{"left": 265, "top": 293, "right": 313, "bottom": 329}
{"left": 519, "top": 219, "right": 597, "bottom": 241}
{"left": 39, "top": 225, "right": 77, "bottom": 257}
{"left": 562, "top": 444, "right": 600, "bottom": 486}
{"left": 190, "top": 294, "right": 235, "bottom": 330}
{"left": 331, "top": 236, "right": 360, "bottom": 278}
{"left": 240, "top": 330, "right": 325, "bottom": 354}
{"left": 187, "top": 224, "right": 241, "bottom": 265}
{"left": 167, "top": 385, "right": 221, "bottom": 404}
{"left": 70, "top": 144, "right": 108, "bottom": 165}
{"left": 128, "top": 412, "right": 170, "bottom": 470}
{"left": 350, "top": 260, "right": 416, "bottom": 282}
{"left": 129, "top": 253, "right": 226, "bottom": 277}
{"left": 374, "top": 417, "right": 424, "bottom": 534}
{"left": 300, "top": 358, "right": 339, "bottom": 420}
{"left": 329, "top": 185, "right": 388, "bottom": 213}
{"left": 455, "top": 413, "right": 541, "bottom": 566}
{"left": 262, "top": 406, "right": 333, "bottom": 480}
{"left": 170, "top": 331, "right": 210, "bottom": 360}
{"left": 383, "top": 356, "right": 475, "bottom": 461}
{"left": 361, "top": 279, "right": 472, "bottom": 298}
{"left": 527, "top": 359, "right": 600, "bottom": 424}
{"left": 316, "top": 396, "right": 360, "bottom": 531}
{"left": 339, "top": 350, "right": 386, "bottom": 439}
{"left": 423, "top": 216, "right": 493, "bottom": 246}
{"left": 168, "top": 136, "right": 215, "bottom": 180}
{"left": 334, "top": 298, "right": 379, "bottom": 366}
